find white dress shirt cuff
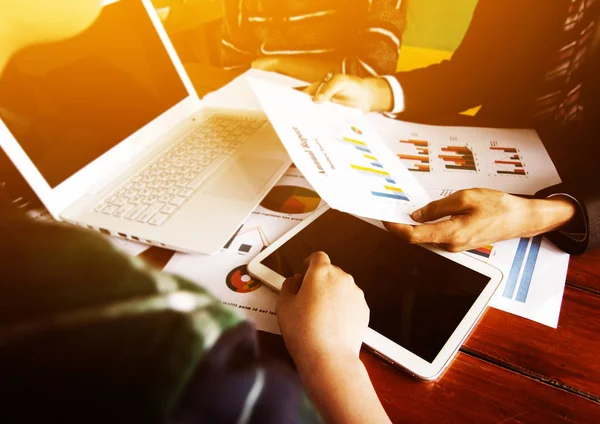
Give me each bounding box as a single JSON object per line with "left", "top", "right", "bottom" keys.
{"left": 382, "top": 75, "right": 405, "bottom": 114}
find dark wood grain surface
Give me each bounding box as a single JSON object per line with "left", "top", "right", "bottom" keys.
{"left": 256, "top": 329, "right": 600, "bottom": 423}
{"left": 567, "top": 249, "right": 600, "bottom": 293}
{"left": 464, "top": 285, "right": 600, "bottom": 401}
{"left": 362, "top": 351, "right": 600, "bottom": 424}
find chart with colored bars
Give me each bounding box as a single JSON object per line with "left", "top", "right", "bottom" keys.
{"left": 489, "top": 141, "right": 528, "bottom": 176}
{"left": 398, "top": 139, "right": 431, "bottom": 173}
{"left": 502, "top": 236, "right": 542, "bottom": 303}
{"left": 468, "top": 244, "right": 494, "bottom": 259}
{"left": 339, "top": 127, "right": 410, "bottom": 202}
{"left": 439, "top": 142, "right": 478, "bottom": 172}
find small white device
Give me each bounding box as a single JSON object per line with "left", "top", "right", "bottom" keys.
{"left": 248, "top": 207, "right": 503, "bottom": 381}
{"left": 0, "top": 0, "right": 291, "bottom": 254}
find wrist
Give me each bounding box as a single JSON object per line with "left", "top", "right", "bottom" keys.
{"left": 366, "top": 77, "right": 394, "bottom": 112}
{"left": 530, "top": 197, "right": 577, "bottom": 233}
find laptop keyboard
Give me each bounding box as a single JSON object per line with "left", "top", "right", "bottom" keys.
{"left": 93, "top": 114, "right": 266, "bottom": 226}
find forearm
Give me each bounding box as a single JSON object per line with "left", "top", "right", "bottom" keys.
{"left": 298, "top": 356, "right": 391, "bottom": 424}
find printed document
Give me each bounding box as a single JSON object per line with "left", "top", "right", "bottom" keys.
{"left": 372, "top": 114, "right": 561, "bottom": 195}
{"left": 248, "top": 77, "right": 431, "bottom": 224}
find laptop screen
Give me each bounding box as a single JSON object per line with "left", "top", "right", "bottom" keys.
{"left": 0, "top": 0, "right": 189, "bottom": 188}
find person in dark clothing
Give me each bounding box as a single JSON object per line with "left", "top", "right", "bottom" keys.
{"left": 306, "top": 0, "right": 600, "bottom": 255}
{"left": 221, "top": 0, "right": 407, "bottom": 82}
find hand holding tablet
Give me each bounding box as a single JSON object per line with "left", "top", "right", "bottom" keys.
{"left": 249, "top": 207, "right": 503, "bottom": 380}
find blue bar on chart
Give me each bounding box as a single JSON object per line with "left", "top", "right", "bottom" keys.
{"left": 515, "top": 235, "right": 542, "bottom": 303}
{"left": 503, "top": 237, "right": 530, "bottom": 299}
{"left": 340, "top": 136, "right": 372, "bottom": 154}
{"left": 371, "top": 185, "right": 410, "bottom": 202}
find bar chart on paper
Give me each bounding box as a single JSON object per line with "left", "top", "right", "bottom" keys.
{"left": 489, "top": 141, "right": 528, "bottom": 177}
{"left": 468, "top": 244, "right": 495, "bottom": 259}
{"left": 398, "top": 138, "right": 432, "bottom": 173}
{"left": 348, "top": 161, "right": 411, "bottom": 202}
{"left": 339, "top": 125, "right": 413, "bottom": 204}
{"left": 439, "top": 141, "right": 479, "bottom": 172}
{"left": 463, "top": 234, "right": 569, "bottom": 328}
{"left": 372, "top": 114, "right": 561, "bottom": 194}
{"left": 502, "top": 236, "right": 543, "bottom": 303}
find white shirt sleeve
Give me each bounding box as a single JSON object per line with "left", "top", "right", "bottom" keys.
{"left": 382, "top": 75, "right": 406, "bottom": 114}
{"left": 547, "top": 193, "right": 588, "bottom": 242}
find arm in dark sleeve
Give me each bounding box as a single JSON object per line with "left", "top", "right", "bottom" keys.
{"left": 392, "top": 0, "right": 569, "bottom": 116}
{"left": 343, "top": 0, "right": 406, "bottom": 76}
{"left": 535, "top": 115, "right": 600, "bottom": 255}
{"left": 534, "top": 34, "right": 600, "bottom": 255}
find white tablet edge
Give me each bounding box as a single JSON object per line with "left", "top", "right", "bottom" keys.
{"left": 248, "top": 206, "right": 504, "bottom": 381}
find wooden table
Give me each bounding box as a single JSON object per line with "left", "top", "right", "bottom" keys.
{"left": 141, "top": 67, "right": 600, "bottom": 423}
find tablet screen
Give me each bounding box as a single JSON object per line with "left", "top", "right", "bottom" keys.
{"left": 261, "top": 209, "right": 490, "bottom": 363}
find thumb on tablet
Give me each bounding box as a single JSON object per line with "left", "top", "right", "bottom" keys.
{"left": 280, "top": 274, "right": 303, "bottom": 296}
{"left": 302, "top": 252, "right": 332, "bottom": 289}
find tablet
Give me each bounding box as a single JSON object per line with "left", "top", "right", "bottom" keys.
{"left": 248, "top": 207, "right": 503, "bottom": 381}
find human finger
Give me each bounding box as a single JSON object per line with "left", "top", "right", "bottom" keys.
{"left": 300, "top": 252, "right": 334, "bottom": 292}
{"left": 384, "top": 220, "right": 460, "bottom": 245}
{"left": 301, "top": 251, "right": 331, "bottom": 271}
{"left": 303, "top": 81, "right": 321, "bottom": 96}
{"left": 278, "top": 274, "right": 304, "bottom": 309}
{"left": 411, "top": 190, "right": 475, "bottom": 222}
{"left": 312, "top": 74, "right": 351, "bottom": 104}
{"left": 280, "top": 274, "right": 303, "bottom": 295}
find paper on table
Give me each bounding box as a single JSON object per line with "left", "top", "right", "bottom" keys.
{"left": 371, "top": 114, "right": 561, "bottom": 195}
{"left": 248, "top": 77, "right": 430, "bottom": 224}
{"left": 164, "top": 166, "right": 325, "bottom": 334}
{"left": 468, "top": 236, "right": 569, "bottom": 328}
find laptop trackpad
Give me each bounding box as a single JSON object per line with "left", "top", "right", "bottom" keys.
{"left": 203, "top": 155, "right": 283, "bottom": 202}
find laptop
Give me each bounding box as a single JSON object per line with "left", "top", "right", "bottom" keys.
{"left": 0, "top": 0, "right": 291, "bottom": 255}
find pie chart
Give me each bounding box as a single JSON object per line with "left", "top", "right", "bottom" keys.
{"left": 226, "top": 265, "right": 262, "bottom": 293}
{"left": 260, "top": 185, "right": 321, "bottom": 215}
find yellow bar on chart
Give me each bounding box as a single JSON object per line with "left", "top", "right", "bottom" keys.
{"left": 343, "top": 137, "right": 367, "bottom": 147}
{"left": 384, "top": 185, "right": 404, "bottom": 193}
{"left": 351, "top": 164, "right": 390, "bottom": 176}
{"left": 363, "top": 154, "right": 378, "bottom": 161}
